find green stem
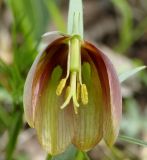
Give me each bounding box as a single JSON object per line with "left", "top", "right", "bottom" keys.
{"left": 75, "top": 151, "right": 90, "bottom": 160}
{"left": 6, "top": 106, "right": 23, "bottom": 160}
{"left": 68, "top": 0, "right": 83, "bottom": 38}
{"left": 46, "top": 154, "right": 52, "bottom": 160}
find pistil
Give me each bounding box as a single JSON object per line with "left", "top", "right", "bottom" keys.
{"left": 56, "top": 36, "right": 88, "bottom": 114}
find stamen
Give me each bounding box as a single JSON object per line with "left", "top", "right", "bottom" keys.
{"left": 60, "top": 72, "right": 79, "bottom": 111}
{"left": 79, "top": 51, "right": 82, "bottom": 85}
{"left": 73, "top": 104, "right": 78, "bottom": 114}
{"left": 70, "top": 72, "right": 79, "bottom": 108}
{"left": 76, "top": 82, "right": 81, "bottom": 101}
{"left": 65, "top": 86, "right": 71, "bottom": 100}
{"left": 60, "top": 91, "right": 72, "bottom": 109}
{"left": 66, "top": 41, "right": 71, "bottom": 79}
{"left": 56, "top": 36, "right": 88, "bottom": 114}
{"left": 56, "top": 41, "right": 71, "bottom": 96}
{"left": 73, "top": 94, "right": 79, "bottom": 107}
{"left": 81, "top": 84, "right": 88, "bottom": 105}
{"left": 56, "top": 78, "right": 67, "bottom": 96}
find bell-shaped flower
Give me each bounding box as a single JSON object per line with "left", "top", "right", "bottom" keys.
{"left": 23, "top": 33, "right": 122, "bottom": 155}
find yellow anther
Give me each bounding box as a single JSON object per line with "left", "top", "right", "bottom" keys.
{"left": 76, "top": 82, "right": 81, "bottom": 101}
{"left": 56, "top": 78, "right": 67, "bottom": 96}
{"left": 81, "top": 84, "right": 88, "bottom": 105}
{"left": 65, "top": 86, "right": 71, "bottom": 100}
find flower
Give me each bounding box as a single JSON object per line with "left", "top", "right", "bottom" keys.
{"left": 23, "top": 34, "right": 122, "bottom": 155}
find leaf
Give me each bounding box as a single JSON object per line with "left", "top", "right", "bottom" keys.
{"left": 83, "top": 152, "right": 90, "bottom": 160}
{"left": 43, "top": 0, "right": 66, "bottom": 32}
{"left": 118, "top": 135, "right": 147, "bottom": 147}
{"left": 75, "top": 151, "right": 90, "bottom": 160}
{"left": 0, "top": 105, "right": 11, "bottom": 127}
{"left": 119, "top": 66, "right": 146, "bottom": 83}
{"left": 7, "top": 0, "right": 49, "bottom": 40}
{"left": 68, "top": 0, "right": 83, "bottom": 38}
{"left": 51, "top": 145, "right": 78, "bottom": 160}
{"left": 6, "top": 111, "right": 23, "bottom": 160}
{"left": 0, "top": 58, "right": 11, "bottom": 75}
{"left": 133, "top": 18, "right": 147, "bottom": 41}
{"left": 46, "top": 147, "right": 90, "bottom": 160}
{"left": 111, "top": 0, "right": 133, "bottom": 52}
{"left": 111, "top": 0, "right": 147, "bottom": 53}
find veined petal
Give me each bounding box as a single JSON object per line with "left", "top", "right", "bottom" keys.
{"left": 23, "top": 37, "right": 68, "bottom": 127}
{"left": 72, "top": 50, "right": 103, "bottom": 150}
{"left": 42, "top": 31, "right": 70, "bottom": 39}
{"left": 83, "top": 41, "right": 122, "bottom": 146}
{"left": 34, "top": 66, "right": 74, "bottom": 155}
{"left": 23, "top": 52, "right": 41, "bottom": 127}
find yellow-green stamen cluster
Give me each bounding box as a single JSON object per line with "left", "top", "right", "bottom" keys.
{"left": 56, "top": 36, "right": 88, "bottom": 114}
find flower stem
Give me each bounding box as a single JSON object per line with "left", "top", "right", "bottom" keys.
{"left": 68, "top": 0, "right": 84, "bottom": 39}
{"left": 46, "top": 154, "right": 52, "bottom": 160}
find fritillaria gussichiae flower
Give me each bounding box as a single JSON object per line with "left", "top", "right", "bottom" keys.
{"left": 23, "top": 34, "right": 122, "bottom": 155}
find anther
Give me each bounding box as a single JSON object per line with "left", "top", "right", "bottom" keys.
{"left": 81, "top": 84, "right": 88, "bottom": 105}
{"left": 56, "top": 78, "right": 67, "bottom": 96}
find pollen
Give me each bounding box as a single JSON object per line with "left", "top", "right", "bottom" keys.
{"left": 56, "top": 78, "right": 67, "bottom": 96}
{"left": 81, "top": 84, "right": 88, "bottom": 105}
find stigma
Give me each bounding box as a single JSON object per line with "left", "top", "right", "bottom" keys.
{"left": 56, "top": 36, "right": 88, "bottom": 114}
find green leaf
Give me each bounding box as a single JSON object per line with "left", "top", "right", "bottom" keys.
{"left": 111, "top": 0, "right": 133, "bottom": 53}
{"left": 0, "top": 58, "right": 11, "bottom": 75}
{"left": 111, "top": 0, "right": 147, "bottom": 53}
{"left": 9, "top": 65, "right": 24, "bottom": 104}
{"left": 51, "top": 145, "right": 78, "bottom": 160}
{"left": 133, "top": 18, "right": 147, "bottom": 42}
{"left": 7, "top": 0, "right": 49, "bottom": 40}
{"left": 83, "top": 152, "right": 90, "bottom": 160}
{"left": 46, "top": 148, "right": 90, "bottom": 160}
{"left": 119, "top": 66, "right": 146, "bottom": 83}
{"left": 118, "top": 135, "right": 147, "bottom": 147}
{"left": 68, "top": 0, "right": 83, "bottom": 38}
{"left": 0, "top": 105, "right": 11, "bottom": 127}
{"left": 6, "top": 111, "right": 23, "bottom": 160}
{"left": 43, "top": 0, "right": 66, "bottom": 32}
{"left": 75, "top": 151, "right": 90, "bottom": 160}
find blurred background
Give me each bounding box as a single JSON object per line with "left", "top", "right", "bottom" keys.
{"left": 0, "top": 0, "right": 147, "bottom": 159}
